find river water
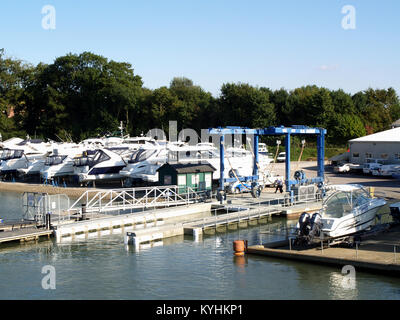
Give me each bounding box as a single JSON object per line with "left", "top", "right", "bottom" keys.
{"left": 0, "top": 191, "right": 400, "bottom": 300}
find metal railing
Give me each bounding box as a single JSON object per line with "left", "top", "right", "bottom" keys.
{"left": 64, "top": 185, "right": 212, "bottom": 220}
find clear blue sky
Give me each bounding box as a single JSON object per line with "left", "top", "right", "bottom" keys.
{"left": 1, "top": 0, "right": 399, "bottom": 96}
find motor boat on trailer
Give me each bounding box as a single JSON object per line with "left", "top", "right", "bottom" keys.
{"left": 294, "top": 184, "right": 386, "bottom": 245}
{"left": 73, "top": 148, "right": 127, "bottom": 185}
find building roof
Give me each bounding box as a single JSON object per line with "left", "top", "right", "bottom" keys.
{"left": 157, "top": 162, "right": 216, "bottom": 173}
{"left": 349, "top": 127, "right": 400, "bottom": 143}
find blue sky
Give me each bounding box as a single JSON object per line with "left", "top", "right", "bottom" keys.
{"left": 1, "top": 0, "right": 399, "bottom": 96}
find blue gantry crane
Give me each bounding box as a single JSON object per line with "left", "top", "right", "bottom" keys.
{"left": 208, "top": 125, "right": 327, "bottom": 203}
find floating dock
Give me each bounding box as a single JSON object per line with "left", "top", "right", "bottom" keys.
{"left": 124, "top": 199, "right": 322, "bottom": 248}
{"left": 54, "top": 202, "right": 213, "bottom": 242}
{"left": 246, "top": 225, "right": 400, "bottom": 275}
{"left": 0, "top": 186, "right": 324, "bottom": 247}
{"left": 0, "top": 227, "right": 52, "bottom": 244}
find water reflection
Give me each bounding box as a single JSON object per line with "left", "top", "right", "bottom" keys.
{"left": 328, "top": 271, "right": 359, "bottom": 300}
{"left": 0, "top": 191, "right": 400, "bottom": 299}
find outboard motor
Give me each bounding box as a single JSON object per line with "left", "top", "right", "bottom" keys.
{"left": 295, "top": 212, "right": 322, "bottom": 246}
{"left": 309, "top": 213, "right": 322, "bottom": 238}
{"left": 298, "top": 212, "right": 311, "bottom": 237}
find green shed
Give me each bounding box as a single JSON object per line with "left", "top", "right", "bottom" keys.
{"left": 156, "top": 162, "right": 216, "bottom": 194}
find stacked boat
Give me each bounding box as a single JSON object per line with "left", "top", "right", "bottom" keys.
{"left": 0, "top": 135, "right": 277, "bottom": 187}
{"left": 0, "top": 138, "right": 54, "bottom": 178}
{"left": 119, "top": 141, "right": 274, "bottom": 185}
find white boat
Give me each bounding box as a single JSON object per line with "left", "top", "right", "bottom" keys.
{"left": 0, "top": 139, "right": 54, "bottom": 176}
{"left": 39, "top": 143, "right": 92, "bottom": 180}
{"left": 73, "top": 148, "right": 127, "bottom": 184}
{"left": 119, "top": 142, "right": 273, "bottom": 184}
{"left": 296, "top": 184, "right": 386, "bottom": 242}
{"left": 120, "top": 136, "right": 159, "bottom": 151}
{"left": 119, "top": 144, "right": 169, "bottom": 183}
{"left": 80, "top": 138, "right": 106, "bottom": 149}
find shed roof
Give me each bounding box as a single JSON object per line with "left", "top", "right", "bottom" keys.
{"left": 349, "top": 127, "right": 400, "bottom": 143}
{"left": 157, "top": 162, "right": 216, "bottom": 173}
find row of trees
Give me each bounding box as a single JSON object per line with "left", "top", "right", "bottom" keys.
{"left": 1, "top": 49, "right": 400, "bottom": 145}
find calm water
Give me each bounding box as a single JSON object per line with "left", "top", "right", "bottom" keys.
{"left": 0, "top": 191, "right": 400, "bottom": 300}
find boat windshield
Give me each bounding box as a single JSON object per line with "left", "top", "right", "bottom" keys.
{"left": 322, "top": 188, "right": 371, "bottom": 219}
{"left": 45, "top": 155, "right": 67, "bottom": 166}
{"left": 0, "top": 149, "right": 24, "bottom": 160}
{"left": 74, "top": 150, "right": 109, "bottom": 167}
{"left": 129, "top": 149, "right": 157, "bottom": 163}
{"left": 0, "top": 149, "right": 12, "bottom": 160}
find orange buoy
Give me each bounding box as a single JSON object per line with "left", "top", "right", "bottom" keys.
{"left": 233, "top": 240, "right": 247, "bottom": 256}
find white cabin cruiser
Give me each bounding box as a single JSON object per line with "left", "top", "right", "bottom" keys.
{"left": 119, "top": 145, "right": 169, "bottom": 183}
{"left": 73, "top": 148, "right": 127, "bottom": 184}
{"left": 39, "top": 144, "right": 90, "bottom": 180}
{"left": 295, "top": 184, "right": 386, "bottom": 244}
{"left": 0, "top": 139, "right": 54, "bottom": 176}
{"left": 120, "top": 142, "right": 273, "bottom": 184}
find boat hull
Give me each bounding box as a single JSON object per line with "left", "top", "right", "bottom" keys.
{"left": 321, "top": 200, "right": 385, "bottom": 239}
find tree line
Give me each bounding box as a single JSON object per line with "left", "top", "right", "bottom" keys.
{"left": 1, "top": 49, "right": 399, "bottom": 145}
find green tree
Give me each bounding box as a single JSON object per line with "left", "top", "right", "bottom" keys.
{"left": 218, "top": 83, "right": 276, "bottom": 128}
{"left": 285, "top": 85, "right": 334, "bottom": 129}
{"left": 22, "top": 52, "right": 143, "bottom": 140}
{"left": 0, "top": 49, "right": 32, "bottom": 139}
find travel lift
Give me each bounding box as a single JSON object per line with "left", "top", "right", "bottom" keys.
{"left": 208, "top": 126, "right": 327, "bottom": 204}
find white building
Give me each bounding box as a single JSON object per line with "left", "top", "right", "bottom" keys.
{"left": 349, "top": 127, "right": 400, "bottom": 164}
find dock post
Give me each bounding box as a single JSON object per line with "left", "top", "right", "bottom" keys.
{"left": 125, "top": 232, "right": 140, "bottom": 250}
{"left": 46, "top": 213, "right": 51, "bottom": 230}
{"left": 81, "top": 203, "right": 87, "bottom": 221}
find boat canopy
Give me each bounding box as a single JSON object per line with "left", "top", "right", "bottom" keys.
{"left": 322, "top": 186, "right": 371, "bottom": 219}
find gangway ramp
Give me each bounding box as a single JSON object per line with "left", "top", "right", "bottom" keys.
{"left": 67, "top": 185, "right": 210, "bottom": 216}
